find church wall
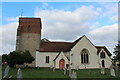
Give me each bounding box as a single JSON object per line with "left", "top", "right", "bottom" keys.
{"left": 98, "top": 49, "right": 112, "bottom": 68}
{"left": 36, "top": 51, "right": 59, "bottom": 67}
{"left": 71, "top": 36, "right": 99, "bottom": 69}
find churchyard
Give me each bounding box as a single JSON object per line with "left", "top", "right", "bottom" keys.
{"left": 2, "top": 65, "right": 118, "bottom": 79}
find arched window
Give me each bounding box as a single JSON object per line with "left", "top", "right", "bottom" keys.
{"left": 81, "top": 49, "right": 89, "bottom": 64}
{"left": 27, "top": 25, "right": 31, "bottom": 32}
{"left": 100, "top": 51, "right": 106, "bottom": 58}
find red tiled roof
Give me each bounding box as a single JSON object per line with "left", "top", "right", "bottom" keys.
{"left": 38, "top": 36, "right": 84, "bottom": 52}
{"left": 39, "top": 41, "right": 73, "bottom": 52}
{"left": 37, "top": 36, "right": 111, "bottom": 56}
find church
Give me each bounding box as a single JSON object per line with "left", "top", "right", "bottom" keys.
{"left": 16, "top": 17, "right": 112, "bottom": 69}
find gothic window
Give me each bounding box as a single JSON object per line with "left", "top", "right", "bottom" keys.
{"left": 81, "top": 49, "right": 89, "bottom": 64}
{"left": 27, "top": 25, "right": 31, "bottom": 32}
{"left": 100, "top": 51, "right": 106, "bottom": 58}
{"left": 46, "top": 56, "right": 49, "bottom": 63}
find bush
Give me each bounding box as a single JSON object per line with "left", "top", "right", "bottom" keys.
{"left": 2, "top": 50, "right": 35, "bottom": 67}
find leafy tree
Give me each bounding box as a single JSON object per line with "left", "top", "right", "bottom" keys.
{"left": 4, "top": 50, "right": 35, "bottom": 67}
{"left": 2, "top": 54, "right": 8, "bottom": 63}
{"left": 22, "top": 50, "right": 35, "bottom": 64}
{"left": 7, "top": 51, "right": 24, "bottom": 67}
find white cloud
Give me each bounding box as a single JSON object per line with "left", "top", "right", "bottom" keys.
{"left": 87, "top": 23, "right": 118, "bottom": 54}
{"left": 6, "top": 17, "right": 19, "bottom": 21}
{"left": 0, "top": 22, "right": 18, "bottom": 54}
{"left": 100, "top": 3, "right": 118, "bottom": 23}
{"left": 35, "top": 5, "right": 99, "bottom": 40}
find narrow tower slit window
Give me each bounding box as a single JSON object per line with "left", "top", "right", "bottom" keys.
{"left": 27, "top": 25, "right": 31, "bottom": 32}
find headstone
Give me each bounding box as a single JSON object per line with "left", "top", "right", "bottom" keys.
{"left": 3, "top": 66, "right": 10, "bottom": 78}
{"left": 101, "top": 67, "right": 105, "bottom": 74}
{"left": 17, "top": 68, "right": 22, "bottom": 80}
{"left": 75, "top": 66, "right": 79, "bottom": 70}
{"left": 71, "top": 70, "right": 77, "bottom": 80}
{"left": 69, "top": 66, "right": 72, "bottom": 77}
{"left": 110, "top": 64, "right": 116, "bottom": 77}
{"left": 53, "top": 67, "right": 55, "bottom": 72}
{"left": 50, "top": 65, "right": 53, "bottom": 69}
{"left": 37, "top": 66, "right": 40, "bottom": 69}
{"left": 64, "top": 68, "right": 67, "bottom": 75}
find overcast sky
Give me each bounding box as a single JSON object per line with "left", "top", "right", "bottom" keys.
{"left": 0, "top": 1, "right": 119, "bottom": 56}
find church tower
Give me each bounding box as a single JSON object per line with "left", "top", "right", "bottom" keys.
{"left": 16, "top": 17, "right": 42, "bottom": 66}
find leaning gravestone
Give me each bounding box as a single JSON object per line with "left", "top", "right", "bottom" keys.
{"left": 110, "top": 64, "right": 116, "bottom": 77}
{"left": 17, "top": 68, "right": 22, "bottom": 80}
{"left": 101, "top": 67, "right": 105, "bottom": 74}
{"left": 3, "top": 66, "right": 10, "bottom": 78}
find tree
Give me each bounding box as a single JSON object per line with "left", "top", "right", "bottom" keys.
{"left": 113, "top": 41, "right": 120, "bottom": 64}
{"left": 113, "top": 41, "right": 120, "bottom": 78}
{"left": 2, "top": 54, "right": 8, "bottom": 63}
{"left": 4, "top": 50, "right": 35, "bottom": 67}
{"left": 7, "top": 51, "right": 24, "bottom": 67}
{"left": 22, "top": 50, "right": 35, "bottom": 64}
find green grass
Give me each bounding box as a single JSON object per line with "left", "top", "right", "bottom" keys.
{"left": 2, "top": 65, "right": 117, "bottom": 79}
{"left": 2, "top": 66, "right": 68, "bottom": 78}
{"left": 75, "top": 69, "right": 115, "bottom": 78}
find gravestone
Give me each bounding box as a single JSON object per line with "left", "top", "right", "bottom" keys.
{"left": 110, "top": 64, "right": 116, "bottom": 77}
{"left": 3, "top": 66, "right": 10, "bottom": 78}
{"left": 17, "top": 68, "right": 22, "bottom": 80}
{"left": 53, "top": 67, "right": 55, "bottom": 72}
{"left": 71, "top": 70, "right": 77, "bottom": 80}
{"left": 101, "top": 67, "right": 105, "bottom": 74}
{"left": 64, "top": 68, "right": 67, "bottom": 75}
{"left": 69, "top": 66, "right": 72, "bottom": 77}
{"left": 75, "top": 66, "right": 79, "bottom": 70}
{"left": 50, "top": 65, "right": 53, "bottom": 70}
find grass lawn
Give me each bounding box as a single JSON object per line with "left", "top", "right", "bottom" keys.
{"left": 2, "top": 66, "right": 69, "bottom": 78}
{"left": 2, "top": 65, "right": 117, "bottom": 79}
{"left": 76, "top": 69, "right": 115, "bottom": 78}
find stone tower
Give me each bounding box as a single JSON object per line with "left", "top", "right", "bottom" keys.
{"left": 16, "top": 17, "right": 42, "bottom": 66}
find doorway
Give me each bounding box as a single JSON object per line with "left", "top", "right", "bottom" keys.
{"left": 59, "top": 59, "right": 65, "bottom": 69}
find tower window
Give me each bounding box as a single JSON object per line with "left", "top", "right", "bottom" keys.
{"left": 46, "top": 56, "right": 49, "bottom": 63}
{"left": 100, "top": 51, "right": 106, "bottom": 58}
{"left": 81, "top": 49, "right": 89, "bottom": 64}
{"left": 27, "top": 25, "right": 31, "bottom": 32}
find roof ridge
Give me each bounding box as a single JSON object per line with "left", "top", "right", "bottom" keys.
{"left": 43, "top": 41, "right": 73, "bottom": 43}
